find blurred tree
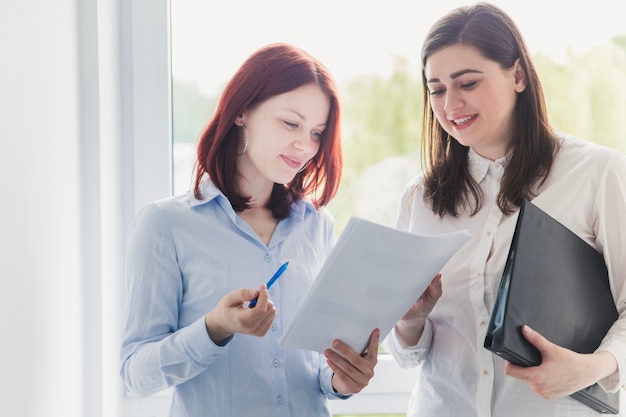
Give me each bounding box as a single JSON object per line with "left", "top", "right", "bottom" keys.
{"left": 536, "top": 36, "right": 626, "bottom": 154}
{"left": 328, "top": 57, "right": 423, "bottom": 232}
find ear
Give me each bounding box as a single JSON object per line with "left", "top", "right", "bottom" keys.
{"left": 513, "top": 58, "right": 527, "bottom": 93}
{"left": 234, "top": 116, "right": 244, "bottom": 127}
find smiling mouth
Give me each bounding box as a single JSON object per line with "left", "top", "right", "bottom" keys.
{"left": 452, "top": 114, "right": 477, "bottom": 125}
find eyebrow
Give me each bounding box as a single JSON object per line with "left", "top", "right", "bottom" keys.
{"left": 427, "top": 68, "right": 484, "bottom": 83}
{"left": 285, "top": 109, "right": 327, "bottom": 127}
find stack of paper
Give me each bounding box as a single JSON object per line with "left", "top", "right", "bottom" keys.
{"left": 280, "top": 217, "right": 471, "bottom": 354}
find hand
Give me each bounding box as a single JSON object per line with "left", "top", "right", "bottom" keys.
{"left": 325, "top": 328, "right": 380, "bottom": 395}
{"left": 504, "top": 325, "right": 618, "bottom": 399}
{"left": 394, "top": 274, "right": 442, "bottom": 346}
{"left": 204, "top": 285, "right": 277, "bottom": 345}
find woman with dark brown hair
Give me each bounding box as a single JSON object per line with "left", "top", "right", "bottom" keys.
{"left": 389, "top": 3, "right": 626, "bottom": 416}
{"left": 120, "top": 43, "right": 378, "bottom": 417}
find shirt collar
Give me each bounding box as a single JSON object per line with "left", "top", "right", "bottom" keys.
{"left": 189, "top": 178, "right": 311, "bottom": 220}
{"left": 189, "top": 179, "right": 222, "bottom": 207}
{"left": 467, "top": 148, "right": 509, "bottom": 183}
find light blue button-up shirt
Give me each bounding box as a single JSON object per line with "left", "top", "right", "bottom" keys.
{"left": 120, "top": 180, "right": 348, "bottom": 417}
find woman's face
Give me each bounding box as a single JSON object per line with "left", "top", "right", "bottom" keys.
{"left": 236, "top": 83, "right": 330, "bottom": 187}
{"left": 425, "top": 44, "right": 526, "bottom": 160}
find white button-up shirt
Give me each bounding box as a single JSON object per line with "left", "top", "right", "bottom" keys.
{"left": 388, "top": 134, "right": 626, "bottom": 417}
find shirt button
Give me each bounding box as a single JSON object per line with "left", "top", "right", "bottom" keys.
{"left": 485, "top": 230, "right": 492, "bottom": 236}
{"left": 479, "top": 320, "right": 486, "bottom": 326}
{"left": 269, "top": 288, "right": 276, "bottom": 296}
{"left": 272, "top": 359, "right": 280, "bottom": 367}
{"left": 482, "top": 370, "right": 489, "bottom": 376}
{"left": 276, "top": 396, "right": 284, "bottom": 405}
{"left": 264, "top": 254, "right": 272, "bottom": 262}
{"left": 271, "top": 323, "right": 278, "bottom": 331}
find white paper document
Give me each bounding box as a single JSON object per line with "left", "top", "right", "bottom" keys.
{"left": 280, "top": 217, "right": 472, "bottom": 354}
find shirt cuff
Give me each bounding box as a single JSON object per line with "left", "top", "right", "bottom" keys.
{"left": 181, "top": 316, "right": 231, "bottom": 366}
{"left": 595, "top": 346, "right": 625, "bottom": 392}
{"left": 320, "top": 365, "right": 352, "bottom": 400}
{"left": 388, "top": 320, "right": 433, "bottom": 367}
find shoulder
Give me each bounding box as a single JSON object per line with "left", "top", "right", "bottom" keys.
{"left": 550, "top": 133, "right": 626, "bottom": 192}
{"left": 556, "top": 133, "right": 625, "bottom": 166}
{"left": 400, "top": 173, "right": 427, "bottom": 206}
{"left": 300, "top": 200, "right": 335, "bottom": 231}
{"left": 131, "top": 192, "right": 196, "bottom": 234}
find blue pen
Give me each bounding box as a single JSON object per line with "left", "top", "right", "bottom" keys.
{"left": 249, "top": 261, "right": 290, "bottom": 308}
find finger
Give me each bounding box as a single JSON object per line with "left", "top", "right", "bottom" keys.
{"left": 250, "top": 307, "right": 276, "bottom": 336}
{"left": 426, "top": 274, "right": 443, "bottom": 299}
{"left": 248, "top": 284, "right": 268, "bottom": 308}
{"left": 521, "top": 325, "right": 554, "bottom": 356}
{"left": 362, "top": 328, "right": 381, "bottom": 359}
{"left": 326, "top": 339, "right": 374, "bottom": 383}
{"left": 224, "top": 288, "right": 259, "bottom": 307}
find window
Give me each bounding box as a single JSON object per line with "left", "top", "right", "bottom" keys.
{"left": 122, "top": 0, "right": 626, "bottom": 416}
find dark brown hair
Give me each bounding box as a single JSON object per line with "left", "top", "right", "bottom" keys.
{"left": 194, "top": 43, "right": 343, "bottom": 219}
{"left": 420, "top": 2, "right": 558, "bottom": 217}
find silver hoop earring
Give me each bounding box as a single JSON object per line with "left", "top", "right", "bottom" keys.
{"left": 236, "top": 125, "right": 248, "bottom": 156}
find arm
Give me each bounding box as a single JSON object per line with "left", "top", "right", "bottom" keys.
{"left": 120, "top": 203, "right": 217, "bottom": 396}
{"left": 120, "top": 204, "right": 277, "bottom": 396}
{"left": 506, "top": 150, "right": 626, "bottom": 397}
{"left": 387, "top": 275, "right": 441, "bottom": 368}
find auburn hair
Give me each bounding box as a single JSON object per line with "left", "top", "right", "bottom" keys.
{"left": 194, "top": 43, "right": 343, "bottom": 219}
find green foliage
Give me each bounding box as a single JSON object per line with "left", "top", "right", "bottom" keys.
{"left": 535, "top": 37, "right": 626, "bottom": 155}
{"left": 341, "top": 57, "right": 423, "bottom": 175}
{"left": 328, "top": 58, "right": 423, "bottom": 232}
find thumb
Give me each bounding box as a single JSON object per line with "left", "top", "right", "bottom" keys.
{"left": 522, "top": 325, "right": 553, "bottom": 357}
{"left": 225, "top": 287, "right": 259, "bottom": 306}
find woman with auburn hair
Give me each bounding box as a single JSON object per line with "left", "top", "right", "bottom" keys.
{"left": 120, "top": 43, "right": 379, "bottom": 417}
{"left": 389, "top": 3, "right": 626, "bottom": 416}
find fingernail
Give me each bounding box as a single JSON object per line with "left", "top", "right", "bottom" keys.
{"left": 333, "top": 340, "right": 341, "bottom": 349}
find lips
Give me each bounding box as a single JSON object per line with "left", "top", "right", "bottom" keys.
{"left": 452, "top": 114, "right": 477, "bottom": 126}
{"left": 281, "top": 155, "right": 302, "bottom": 170}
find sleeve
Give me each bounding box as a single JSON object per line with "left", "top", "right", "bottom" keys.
{"left": 119, "top": 203, "right": 229, "bottom": 397}
{"left": 320, "top": 355, "right": 352, "bottom": 400}
{"left": 387, "top": 320, "right": 434, "bottom": 368}
{"left": 593, "top": 150, "right": 626, "bottom": 392}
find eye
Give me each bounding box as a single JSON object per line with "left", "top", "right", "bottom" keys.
{"left": 460, "top": 81, "right": 477, "bottom": 89}
{"left": 311, "top": 130, "right": 324, "bottom": 141}
{"left": 283, "top": 120, "right": 298, "bottom": 129}
{"left": 429, "top": 88, "right": 444, "bottom": 97}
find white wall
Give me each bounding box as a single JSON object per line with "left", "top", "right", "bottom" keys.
{"left": 0, "top": 1, "right": 84, "bottom": 416}
{"left": 0, "top": 1, "right": 171, "bottom": 416}
{"left": 0, "top": 0, "right": 133, "bottom": 415}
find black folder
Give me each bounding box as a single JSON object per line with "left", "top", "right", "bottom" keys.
{"left": 484, "top": 199, "right": 619, "bottom": 414}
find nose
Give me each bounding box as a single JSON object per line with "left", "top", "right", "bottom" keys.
{"left": 444, "top": 89, "right": 463, "bottom": 113}
{"left": 293, "top": 132, "right": 315, "bottom": 153}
